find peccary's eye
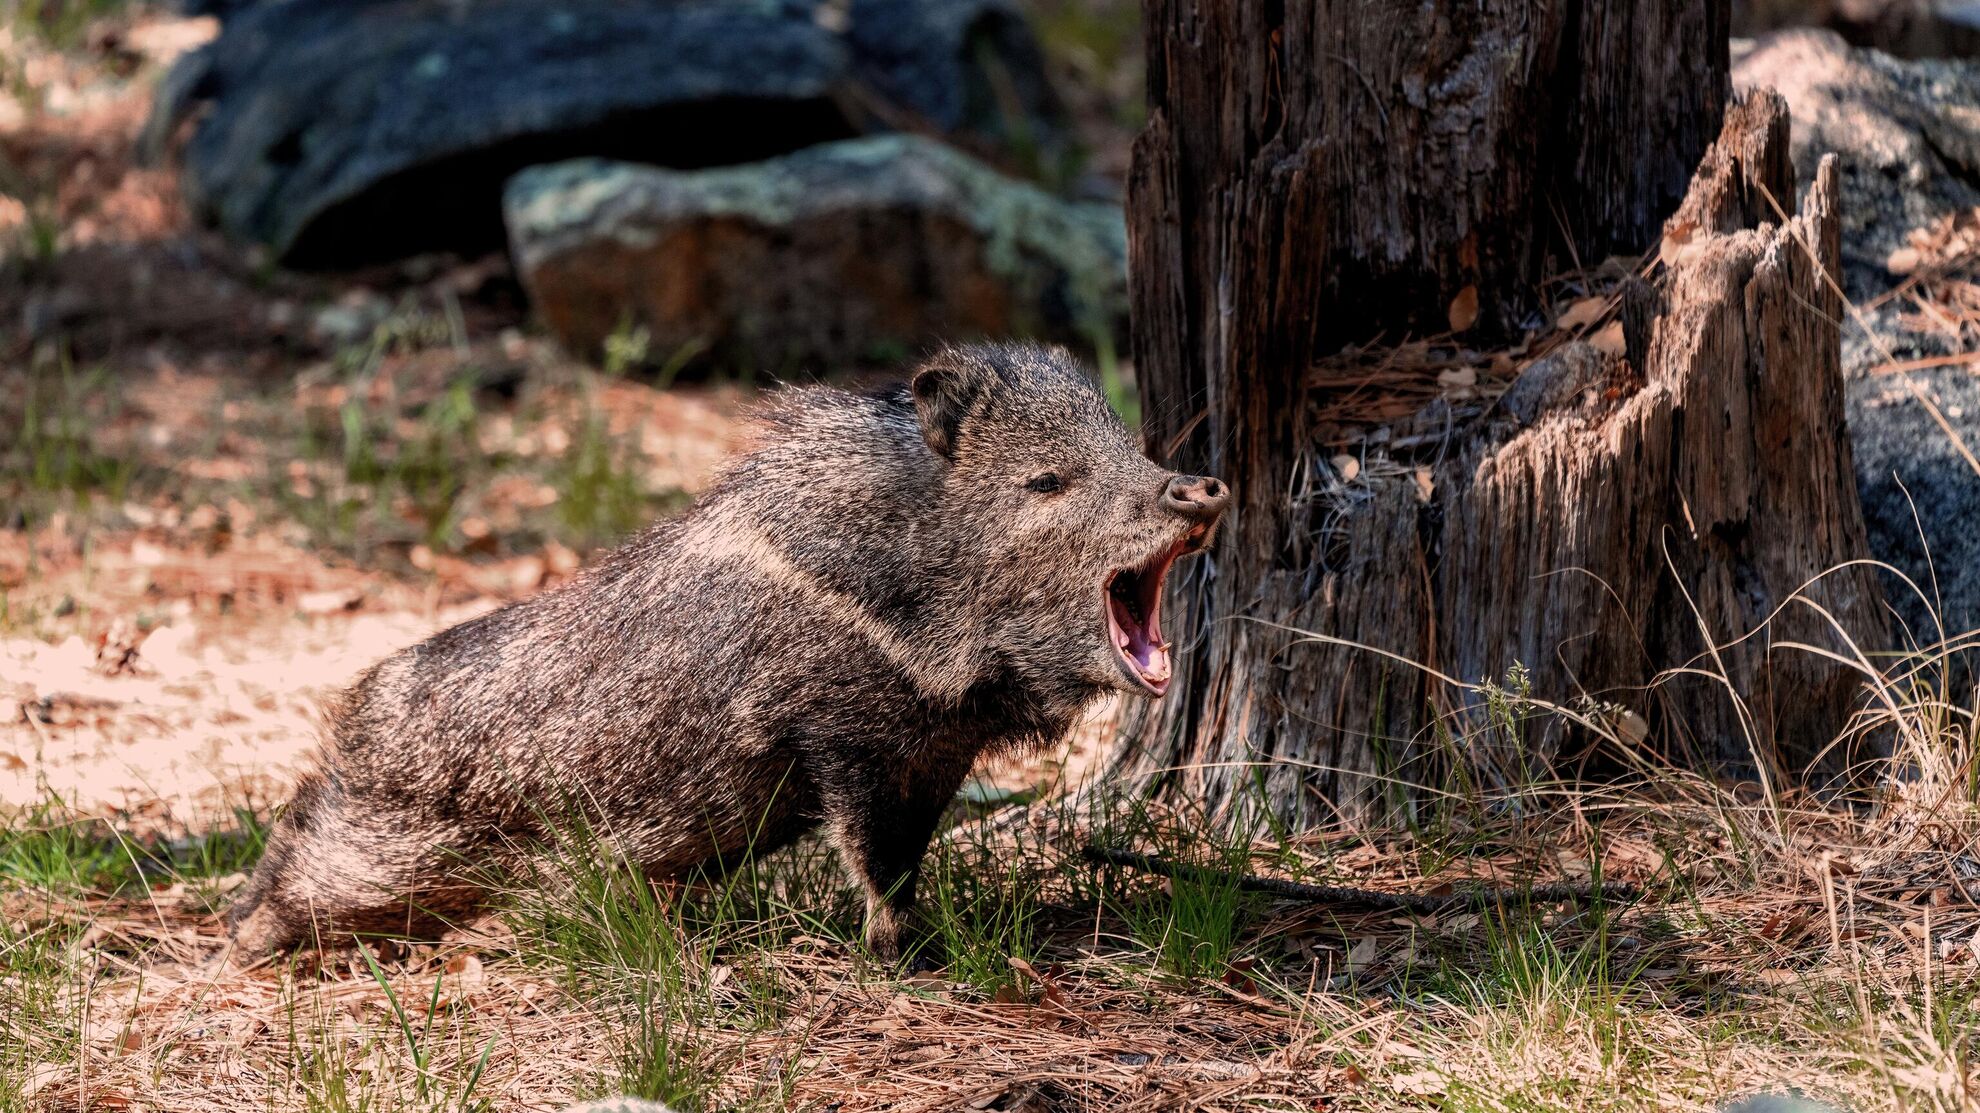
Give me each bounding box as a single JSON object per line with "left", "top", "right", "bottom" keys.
{"left": 1024, "top": 472, "right": 1066, "bottom": 495}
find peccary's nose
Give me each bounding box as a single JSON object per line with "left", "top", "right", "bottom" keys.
{"left": 1163, "top": 474, "right": 1229, "bottom": 521}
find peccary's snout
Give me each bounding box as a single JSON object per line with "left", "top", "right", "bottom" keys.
{"left": 1163, "top": 474, "right": 1229, "bottom": 522}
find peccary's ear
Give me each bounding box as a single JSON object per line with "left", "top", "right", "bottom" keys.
{"left": 910, "top": 355, "right": 989, "bottom": 459}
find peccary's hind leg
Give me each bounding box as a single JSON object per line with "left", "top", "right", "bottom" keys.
{"left": 228, "top": 775, "right": 488, "bottom": 955}
{"left": 817, "top": 756, "right": 975, "bottom": 962}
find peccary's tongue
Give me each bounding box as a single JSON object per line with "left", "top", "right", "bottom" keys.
{"left": 1107, "top": 543, "right": 1178, "bottom": 689}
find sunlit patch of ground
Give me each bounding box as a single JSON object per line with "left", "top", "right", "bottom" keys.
{"left": 0, "top": 338, "right": 751, "bottom": 832}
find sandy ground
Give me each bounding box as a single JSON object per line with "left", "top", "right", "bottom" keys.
{"left": 0, "top": 388, "right": 735, "bottom": 832}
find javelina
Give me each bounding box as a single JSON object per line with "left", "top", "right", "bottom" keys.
{"left": 230, "top": 342, "right": 1229, "bottom": 958}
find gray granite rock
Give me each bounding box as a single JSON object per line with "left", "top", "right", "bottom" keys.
{"left": 1737, "top": 30, "right": 1980, "bottom": 304}
{"left": 1718, "top": 1092, "right": 1851, "bottom": 1113}
{"left": 150, "top": 0, "right": 1069, "bottom": 267}
{"left": 1739, "top": 30, "right": 1980, "bottom": 641}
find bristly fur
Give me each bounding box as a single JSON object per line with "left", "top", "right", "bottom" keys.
{"left": 229, "top": 341, "right": 1228, "bottom": 958}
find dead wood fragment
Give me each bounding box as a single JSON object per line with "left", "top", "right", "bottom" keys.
{"left": 1081, "top": 846, "right": 1641, "bottom": 914}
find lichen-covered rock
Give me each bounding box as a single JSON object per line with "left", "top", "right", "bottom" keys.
{"left": 1738, "top": 29, "right": 1980, "bottom": 638}
{"left": 504, "top": 135, "right": 1126, "bottom": 368}
{"left": 150, "top": 0, "right": 1068, "bottom": 267}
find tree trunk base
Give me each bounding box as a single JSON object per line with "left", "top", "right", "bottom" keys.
{"left": 1112, "top": 92, "right": 1885, "bottom": 823}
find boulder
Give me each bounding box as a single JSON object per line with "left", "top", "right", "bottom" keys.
{"left": 1737, "top": 30, "right": 1980, "bottom": 302}
{"left": 1739, "top": 29, "right": 1980, "bottom": 638}
{"left": 504, "top": 134, "right": 1126, "bottom": 368}
{"left": 1733, "top": 0, "right": 1980, "bottom": 58}
{"left": 149, "top": 0, "right": 1069, "bottom": 267}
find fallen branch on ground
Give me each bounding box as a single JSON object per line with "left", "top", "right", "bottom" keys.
{"left": 1081, "top": 845, "right": 1641, "bottom": 914}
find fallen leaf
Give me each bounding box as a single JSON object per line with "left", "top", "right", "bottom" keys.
{"left": 1220, "top": 957, "right": 1257, "bottom": 995}
{"left": 1447, "top": 285, "right": 1480, "bottom": 332}
{"left": 1558, "top": 295, "right": 1606, "bottom": 331}
{"left": 508, "top": 555, "right": 548, "bottom": 593}
{"left": 543, "top": 540, "right": 581, "bottom": 577}
{"left": 866, "top": 1013, "right": 913, "bottom": 1035}
{"left": 1590, "top": 321, "right": 1627, "bottom": 358}
{"left": 1660, "top": 218, "right": 1700, "bottom": 268}
{"left": 444, "top": 951, "right": 484, "bottom": 983}
{"left": 1611, "top": 709, "right": 1649, "bottom": 749}
{"left": 1344, "top": 936, "right": 1380, "bottom": 975}
{"left": 1010, "top": 955, "right": 1070, "bottom": 1009}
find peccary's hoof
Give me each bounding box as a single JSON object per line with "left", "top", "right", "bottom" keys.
{"left": 899, "top": 945, "right": 947, "bottom": 977}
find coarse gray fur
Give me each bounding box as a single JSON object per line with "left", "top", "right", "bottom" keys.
{"left": 229, "top": 342, "right": 1228, "bottom": 958}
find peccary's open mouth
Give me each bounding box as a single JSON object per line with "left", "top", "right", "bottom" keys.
{"left": 1104, "top": 526, "right": 1210, "bottom": 696}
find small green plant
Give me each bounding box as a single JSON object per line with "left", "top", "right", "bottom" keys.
{"left": 1091, "top": 328, "right": 1140, "bottom": 430}
{"left": 1095, "top": 801, "right": 1261, "bottom": 982}
{"left": 392, "top": 379, "right": 480, "bottom": 546}
{"left": 601, "top": 317, "right": 653, "bottom": 379}
{"left": 0, "top": 911, "right": 88, "bottom": 1113}
{"left": 279, "top": 977, "right": 497, "bottom": 1113}
{"left": 503, "top": 818, "right": 731, "bottom": 1108}
{"left": 3, "top": 355, "right": 141, "bottom": 520}
{"left": 285, "top": 364, "right": 491, "bottom": 555}
{"left": 918, "top": 832, "right": 1042, "bottom": 997}
{"left": 493, "top": 790, "right": 844, "bottom": 1111}
{"left": 1468, "top": 661, "right": 1547, "bottom": 806}
{"left": 353, "top": 947, "right": 499, "bottom": 1110}
{"left": 550, "top": 408, "right": 655, "bottom": 548}
{"left": 0, "top": 798, "right": 276, "bottom": 1109}
{"left": 0, "top": 797, "right": 269, "bottom": 899}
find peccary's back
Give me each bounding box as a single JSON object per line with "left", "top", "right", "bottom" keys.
{"left": 319, "top": 388, "right": 960, "bottom": 866}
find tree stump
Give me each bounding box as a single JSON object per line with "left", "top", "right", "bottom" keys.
{"left": 1112, "top": 9, "right": 1886, "bottom": 823}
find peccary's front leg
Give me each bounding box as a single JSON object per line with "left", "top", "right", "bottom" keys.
{"left": 817, "top": 754, "right": 974, "bottom": 961}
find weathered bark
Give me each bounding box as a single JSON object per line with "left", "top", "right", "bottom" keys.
{"left": 1112, "top": 0, "right": 1884, "bottom": 824}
